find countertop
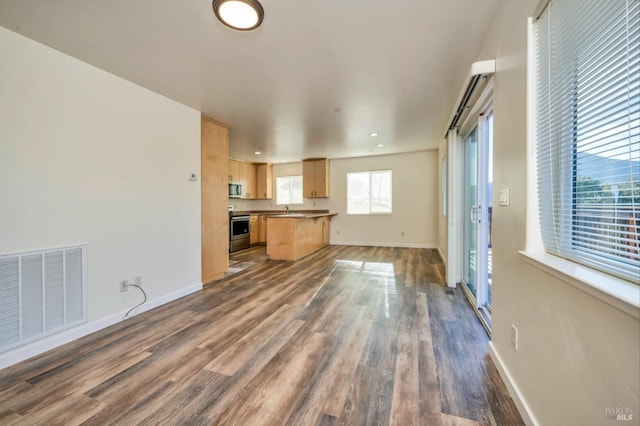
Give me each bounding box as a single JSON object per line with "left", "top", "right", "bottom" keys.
{"left": 231, "top": 209, "right": 333, "bottom": 217}
{"left": 267, "top": 212, "right": 338, "bottom": 219}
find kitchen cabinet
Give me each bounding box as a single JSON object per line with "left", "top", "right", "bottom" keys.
{"left": 303, "top": 158, "right": 330, "bottom": 198}
{"left": 228, "top": 158, "right": 242, "bottom": 183}
{"left": 243, "top": 161, "right": 256, "bottom": 199}
{"left": 259, "top": 214, "right": 268, "bottom": 243}
{"left": 201, "top": 117, "right": 229, "bottom": 283}
{"left": 228, "top": 159, "right": 256, "bottom": 199}
{"left": 249, "top": 215, "right": 259, "bottom": 244}
{"left": 255, "top": 163, "right": 273, "bottom": 199}
{"left": 266, "top": 213, "right": 336, "bottom": 260}
{"left": 322, "top": 216, "right": 330, "bottom": 245}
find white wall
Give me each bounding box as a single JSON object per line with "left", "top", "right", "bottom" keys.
{"left": 329, "top": 152, "right": 438, "bottom": 247}
{"left": 0, "top": 27, "right": 202, "bottom": 367}
{"left": 242, "top": 151, "right": 438, "bottom": 248}
{"left": 475, "top": 3, "right": 640, "bottom": 425}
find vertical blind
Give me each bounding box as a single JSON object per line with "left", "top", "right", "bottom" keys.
{"left": 534, "top": 0, "right": 640, "bottom": 282}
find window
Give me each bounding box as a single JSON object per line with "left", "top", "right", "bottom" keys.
{"left": 534, "top": 0, "right": 639, "bottom": 282}
{"left": 276, "top": 176, "right": 303, "bottom": 205}
{"left": 347, "top": 170, "right": 392, "bottom": 214}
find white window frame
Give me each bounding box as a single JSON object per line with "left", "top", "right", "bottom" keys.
{"left": 275, "top": 175, "right": 303, "bottom": 205}
{"left": 346, "top": 170, "right": 393, "bottom": 215}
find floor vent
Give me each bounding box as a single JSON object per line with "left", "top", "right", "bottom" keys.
{"left": 0, "top": 245, "right": 87, "bottom": 353}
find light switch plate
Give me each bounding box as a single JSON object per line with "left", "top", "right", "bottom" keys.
{"left": 498, "top": 187, "right": 510, "bottom": 206}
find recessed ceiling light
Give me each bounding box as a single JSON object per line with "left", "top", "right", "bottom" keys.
{"left": 213, "top": 0, "right": 264, "bottom": 31}
{"left": 377, "top": 144, "right": 384, "bottom": 148}
{"left": 370, "top": 132, "right": 379, "bottom": 137}
{"left": 254, "top": 151, "right": 262, "bottom": 155}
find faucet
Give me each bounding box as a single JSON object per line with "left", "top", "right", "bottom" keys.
{"left": 284, "top": 205, "right": 290, "bottom": 214}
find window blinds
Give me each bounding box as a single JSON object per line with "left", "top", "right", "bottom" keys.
{"left": 535, "top": 0, "right": 640, "bottom": 282}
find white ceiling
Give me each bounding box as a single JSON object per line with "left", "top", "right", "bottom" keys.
{"left": 0, "top": 0, "right": 499, "bottom": 163}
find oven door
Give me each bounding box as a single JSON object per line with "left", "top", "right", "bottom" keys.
{"left": 230, "top": 216, "right": 250, "bottom": 240}
{"left": 230, "top": 215, "right": 250, "bottom": 252}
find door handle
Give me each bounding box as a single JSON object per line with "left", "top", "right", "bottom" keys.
{"left": 471, "top": 205, "right": 477, "bottom": 224}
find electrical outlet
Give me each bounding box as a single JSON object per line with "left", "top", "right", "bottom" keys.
{"left": 511, "top": 324, "right": 519, "bottom": 350}
{"left": 134, "top": 276, "right": 142, "bottom": 287}
{"left": 120, "top": 279, "right": 128, "bottom": 292}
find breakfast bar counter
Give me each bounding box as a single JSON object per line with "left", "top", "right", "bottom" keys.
{"left": 266, "top": 212, "right": 337, "bottom": 261}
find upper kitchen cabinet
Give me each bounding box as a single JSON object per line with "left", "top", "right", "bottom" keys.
{"left": 228, "top": 159, "right": 256, "bottom": 199}
{"left": 229, "top": 158, "right": 242, "bottom": 184}
{"left": 303, "top": 158, "right": 330, "bottom": 198}
{"left": 243, "top": 161, "right": 256, "bottom": 199}
{"left": 201, "top": 117, "right": 229, "bottom": 283}
{"left": 255, "top": 163, "right": 273, "bottom": 199}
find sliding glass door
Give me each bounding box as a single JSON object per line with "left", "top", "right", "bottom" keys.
{"left": 463, "top": 128, "right": 478, "bottom": 297}
{"left": 462, "top": 110, "right": 493, "bottom": 326}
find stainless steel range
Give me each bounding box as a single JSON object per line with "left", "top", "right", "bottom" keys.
{"left": 229, "top": 206, "right": 250, "bottom": 252}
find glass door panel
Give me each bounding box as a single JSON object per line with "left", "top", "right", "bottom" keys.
{"left": 486, "top": 113, "right": 493, "bottom": 310}
{"left": 463, "top": 128, "right": 478, "bottom": 297}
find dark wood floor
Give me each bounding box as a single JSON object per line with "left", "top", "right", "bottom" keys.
{"left": 0, "top": 245, "right": 523, "bottom": 425}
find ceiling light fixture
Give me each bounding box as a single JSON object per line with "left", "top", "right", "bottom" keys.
{"left": 370, "top": 132, "right": 379, "bottom": 137}
{"left": 377, "top": 143, "right": 385, "bottom": 148}
{"left": 254, "top": 151, "right": 262, "bottom": 155}
{"left": 213, "top": 0, "right": 264, "bottom": 31}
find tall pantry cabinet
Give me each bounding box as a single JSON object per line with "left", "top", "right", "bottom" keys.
{"left": 201, "top": 117, "right": 229, "bottom": 284}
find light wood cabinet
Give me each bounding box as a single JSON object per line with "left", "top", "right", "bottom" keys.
{"left": 266, "top": 214, "right": 335, "bottom": 260}
{"left": 258, "top": 214, "right": 268, "bottom": 243}
{"left": 303, "top": 158, "right": 330, "bottom": 198}
{"left": 228, "top": 159, "right": 257, "bottom": 199}
{"left": 255, "top": 163, "right": 273, "bottom": 199}
{"left": 228, "top": 158, "right": 242, "bottom": 184}
{"left": 322, "top": 216, "right": 330, "bottom": 245}
{"left": 249, "top": 215, "right": 259, "bottom": 244}
{"left": 244, "top": 161, "right": 256, "bottom": 199}
{"left": 201, "top": 117, "right": 229, "bottom": 284}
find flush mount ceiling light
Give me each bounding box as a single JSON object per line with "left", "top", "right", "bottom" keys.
{"left": 369, "top": 132, "right": 379, "bottom": 137}
{"left": 213, "top": 0, "right": 264, "bottom": 31}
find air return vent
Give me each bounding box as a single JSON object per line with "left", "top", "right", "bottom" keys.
{"left": 0, "top": 245, "right": 87, "bottom": 353}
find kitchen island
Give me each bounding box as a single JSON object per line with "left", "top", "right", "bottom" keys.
{"left": 266, "top": 212, "right": 337, "bottom": 261}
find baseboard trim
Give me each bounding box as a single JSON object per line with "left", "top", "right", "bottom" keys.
{"left": 331, "top": 241, "right": 438, "bottom": 249}
{"left": 488, "top": 342, "right": 538, "bottom": 426}
{"left": 0, "top": 282, "right": 203, "bottom": 370}
{"left": 437, "top": 247, "right": 447, "bottom": 266}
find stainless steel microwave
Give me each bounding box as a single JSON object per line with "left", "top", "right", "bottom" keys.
{"left": 229, "top": 182, "right": 242, "bottom": 198}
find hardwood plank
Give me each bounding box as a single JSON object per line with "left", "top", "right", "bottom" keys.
{"left": 337, "top": 364, "right": 394, "bottom": 426}
{"left": 213, "top": 330, "right": 333, "bottom": 425}
{"left": 441, "top": 412, "right": 485, "bottom": 426}
{"left": 285, "top": 306, "right": 372, "bottom": 424}
{"left": 417, "top": 293, "right": 444, "bottom": 425}
{"left": 204, "top": 303, "right": 303, "bottom": 375}
{"left": 198, "top": 318, "right": 307, "bottom": 424}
